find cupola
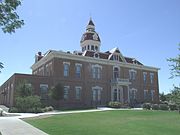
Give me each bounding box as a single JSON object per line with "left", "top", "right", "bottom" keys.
{"left": 80, "top": 18, "right": 101, "bottom": 52}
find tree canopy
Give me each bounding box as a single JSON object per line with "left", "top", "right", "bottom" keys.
{"left": 0, "top": 62, "right": 3, "bottom": 73}
{"left": 50, "top": 83, "right": 64, "bottom": 101}
{"left": 0, "top": 0, "right": 24, "bottom": 33}
{"left": 167, "top": 44, "right": 180, "bottom": 79}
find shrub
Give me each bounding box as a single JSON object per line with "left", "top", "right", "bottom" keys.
{"left": 152, "top": 104, "right": 159, "bottom": 110}
{"left": 169, "top": 103, "right": 177, "bottom": 111}
{"left": 142, "top": 103, "right": 151, "bottom": 110}
{"left": 42, "top": 106, "right": 54, "bottom": 112}
{"left": 15, "top": 96, "right": 41, "bottom": 113}
{"left": 159, "top": 104, "right": 169, "bottom": 110}
{"left": 108, "top": 101, "right": 121, "bottom": 108}
{"left": 9, "top": 107, "right": 18, "bottom": 113}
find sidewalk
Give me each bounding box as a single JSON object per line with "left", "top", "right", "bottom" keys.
{"left": 0, "top": 117, "right": 48, "bottom": 135}
{"left": 0, "top": 107, "right": 142, "bottom": 135}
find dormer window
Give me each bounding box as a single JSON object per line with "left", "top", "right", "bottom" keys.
{"left": 112, "top": 55, "right": 119, "bottom": 61}
{"left": 94, "top": 52, "right": 99, "bottom": 58}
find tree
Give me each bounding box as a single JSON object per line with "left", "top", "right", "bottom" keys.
{"left": 16, "top": 80, "right": 33, "bottom": 97}
{"left": 167, "top": 44, "right": 180, "bottom": 113}
{"left": 159, "top": 92, "right": 167, "bottom": 102}
{"left": 50, "top": 83, "right": 64, "bottom": 108}
{"left": 50, "top": 83, "right": 64, "bottom": 101}
{"left": 0, "top": 0, "right": 24, "bottom": 33}
{"left": 167, "top": 44, "right": 180, "bottom": 79}
{"left": 0, "top": 62, "right": 3, "bottom": 73}
{"left": 14, "top": 80, "right": 42, "bottom": 113}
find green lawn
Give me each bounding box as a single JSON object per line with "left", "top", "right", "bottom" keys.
{"left": 25, "top": 110, "right": 180, "bottom": 135}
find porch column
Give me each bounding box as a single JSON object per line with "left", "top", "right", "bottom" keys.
{"left": 127, "top": 85, "right": 130, "bottom": 103}
{"left": 111, "top": 86, "right": 113, "bottom": 101}
{"left": 117, "top": 85, "right": 119, "bottom": 101}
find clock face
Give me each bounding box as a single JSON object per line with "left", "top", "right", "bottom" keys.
{"left": 93, "top": 33, "right": 98, "bottom": 40}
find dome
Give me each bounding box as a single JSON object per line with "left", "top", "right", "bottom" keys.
{"left": 80, "top": 32, "right": 101, "bottom": 43}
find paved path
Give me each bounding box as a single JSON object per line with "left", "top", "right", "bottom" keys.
{"left": 0, "top": 106, "right": 142, "bottom": 135}
{"left": 0, "top": 117, "right": 48, "bottom": 135}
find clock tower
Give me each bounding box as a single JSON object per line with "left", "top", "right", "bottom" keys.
{"left": 80, "top": 18, "right": 101, "bottom": 52}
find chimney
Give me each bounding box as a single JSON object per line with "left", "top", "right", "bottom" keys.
{"left": 35, "top": 51, "right": 43, "bottom": 63}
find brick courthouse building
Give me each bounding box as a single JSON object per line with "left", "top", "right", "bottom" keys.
{"left": 0, "top": 19, "right": 159, "bottom": 108}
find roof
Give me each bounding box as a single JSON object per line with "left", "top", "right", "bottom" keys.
{"left": 88, "top": 19, "right": 95, "bottom": 26}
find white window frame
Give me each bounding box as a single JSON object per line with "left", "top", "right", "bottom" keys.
{"left": 64, "top": 86, "right": 70, "bottom": 100}
{"left": 129, "top": 69, "right": 137, "bottom": 80}
{"left": 75, "top": 86, "right": 82, "bottom": 100}
{"left": 63, "top": 62, "right": 70, "bottom": 77}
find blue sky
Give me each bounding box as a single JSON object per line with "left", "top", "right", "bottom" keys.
{"left": 0, "top": 0, "right": 179, "bottom": 93}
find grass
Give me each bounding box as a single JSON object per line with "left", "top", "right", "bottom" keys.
{"left": 25, "top": 110, "right": 180, "bottom": 135}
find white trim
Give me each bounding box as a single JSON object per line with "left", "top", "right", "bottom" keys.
{"left": 92, "top": 86, "right": 103, "bottom": 91}
{"left": 92, "top": 64, "right": 102, "bottom": 69}
{"left": 63, "top": 62, "right": 70, "bottom": 65}
{"left": 75, "top": 63, "right": 82, "bottom": 67}
{"left": 129, "top": 69, "right": 137, "bottom": 73}
{"left": 31, "top": 50, "right": 160, "bottom": 72}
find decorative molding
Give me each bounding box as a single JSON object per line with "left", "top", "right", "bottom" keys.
{"left": 31, "top": 50, "right": 160, "bottom": 72}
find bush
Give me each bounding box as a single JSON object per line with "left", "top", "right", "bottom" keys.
{"left": 108, "top": 101, "right": 121, "bottom": 108}
{"left": 169, "top": 103, "right": 177, "bottom": 111}
{"left": 152, "top": 104, "right": 159, "bottom": 110}
{"left": 9, "top": 107, "right": 18, "bottom": 113}
{"left": 159, "top": 104, "right": 169, "bottom": 110}
{"left": 142, "top": 103, "right": 151, "bottom": 110}
{"left": 15, "top": 96, "right": 41, "bottom": 113}
{"left": 42, "top": 106, "right": 54, "bottom": 112}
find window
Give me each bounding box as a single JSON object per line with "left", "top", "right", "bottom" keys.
{"left": 88, "top": 45, "right": 90, "bottom": 50}
{"left": 92, "top": 65, "right": 102, "bottom": 79}
{"left": 144, "top": 90, "right": 148, "bottom": 100}
{"left": 92, "top": 86, "right": 102, "bottom": 101}
{"left": 63, "top": 62, "right": 70, "bottom": 77}
{"left": 113, "top": 67, "right": 119, "bottom": 79}
{"left": 75, "top": 87, "right": 82, "bottom": 100}
{"left": 150, "top": 90, "right": 155, "bottom": 101}
{"left": 143, "top": 72, "right": 147, "bottom": 83}
{"left": 75, "top": 64, "right": 82, "bottom": 78}
{"left": 150, "top": 73, "right": 154, "bottom": 84}
{"left": 95, "top": 46, "right": 98, "bottom": 51}
{"left": 64, "top": 86, "right": 69, "bottom": 100}
{"left": 91, "top": 45, "right": 94, "bottom": 51}
{"left": 40, "top": 84, "right": 48, "bottom": 100}
{"left": 112, "top": 55, "right": 119, "bottom": 61}
{"left": 130, "top": 88, "right": 137, "bottom": 100}
{"left": 129, "top": 69, "right": 136, "bottom": 80}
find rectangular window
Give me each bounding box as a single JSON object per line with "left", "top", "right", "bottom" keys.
{"left": 92, "top": 67, "right": 101, "bottom": 79}
{"left": 129, "top": 70, "right": 136, "bottom": 80}
{"left": 92, "top": 87, "right": 102, "bottom": 101}
{"left": 130, "top": 89, "right": 137, "bottom": 100}
{"left": 75, "top": 64, "right": 82, "bottom": 78}
{"left": 64, "top": 86, "right": 69, "bottom": 100}
{"left": 150, "top": 90, "right": 155, "bottom": 101}
{"left": 144, "top": 90, "right": 148, "bottom": 100}
{"left": 150, "top": 73, "right": 154, "bottom": 84}
{"left": 75, "top": 87, "right": 82, "bottom": 100}
{"left": 63, "top": 63, "right": 70, "bottom": 77}
{"left": 40, "top": 84, "right": 48, "bottom": 100}
{"left": 143, "top": 72, "right": 147, "bottom": 83}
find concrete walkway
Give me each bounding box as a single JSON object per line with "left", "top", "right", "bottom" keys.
{"left": 0, "top": 106, "right": 142, "bottom": 135}
{"left": 0, "top": 117, "right": 48, "bottom": 135}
